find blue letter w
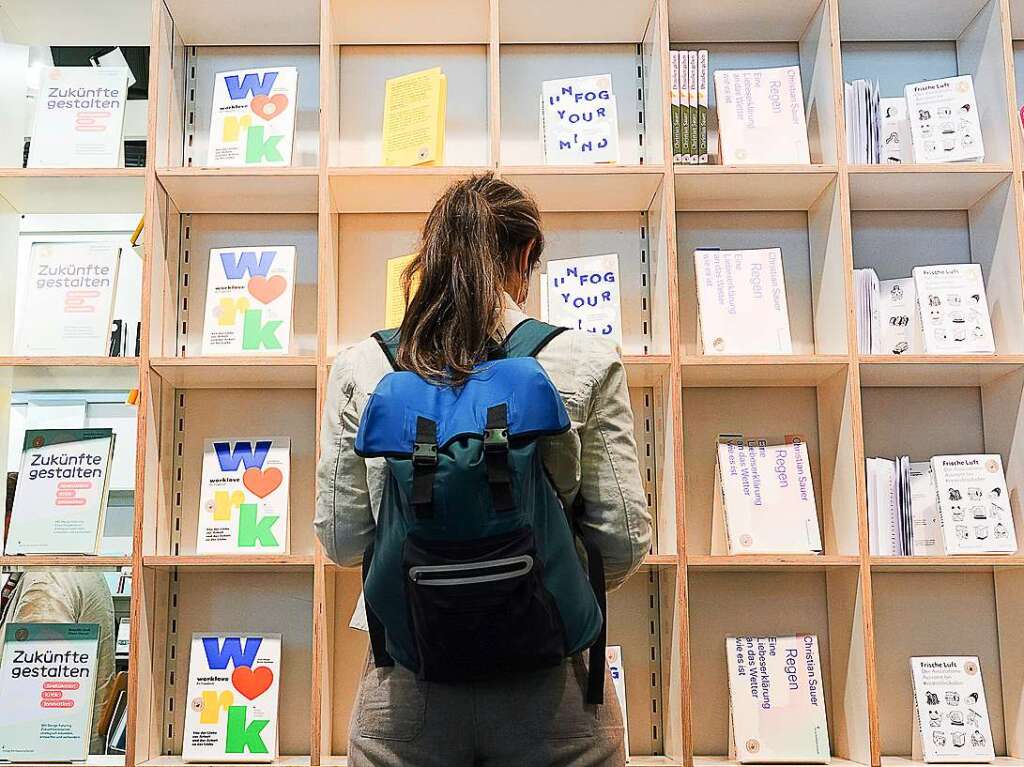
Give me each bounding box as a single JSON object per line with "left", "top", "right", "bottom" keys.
{"left": 224, "top": 71, "right": 278, "bottom": 100}
{"left": 220, "top": 250, "right": 276, "bottom": 279}
{"left": 214, "top": 440, "right": 272, "bottom": 472}
{"left": 202, "top": 636, "right": 262, "bottom": 670}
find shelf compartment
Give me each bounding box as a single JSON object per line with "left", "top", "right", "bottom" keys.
{"left": 502, "top": 166, "right": 666, "bottom": 213}
{"left": 679, "top": 356, "right": 849, "bottom": 387}
{"left": 500, "top": 0, "right": 656, "bottom": 44}
{"left": 0, "top": 170, "right": 145, "bottom": 214}
{"left": 858, "top": 356, "right": 1024, "bottom": 387}
{"left": 840, "top": 0, "right": 993, "bottom": 41}
{"left": 149, "top": 358, "right": 318, "bottom": 389}
{"left": 330, "top": 0, "right": 489, "bottom": 44}
{"left": 162, "top": 0, "right": 320, "bottom": 45}
{"left": 327, "top": 167, "right": 481, "bottom": 213}
{"left": 156, "top": 169, "right": 319, "bottom": 214}
{"left": 848, "top": 166, "right": 1012, "bottom": 211}
{"left": 674, "top": 166, "right": 838, "bottom": 212}
{"left": 687, "top": 569, "right": 872, "bottom": 765}
{"left": 0, "top": 360, "right": 140, "bottom": 392}
{"left": 668, "top": 0, "right": 827, "bottom": 43}
{"left": 0, "top": 0, "right": 150, "bottom": 45}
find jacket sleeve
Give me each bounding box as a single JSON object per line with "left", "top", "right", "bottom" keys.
{"left": 576, "top": 342, "right": 653, "bottom": 590}
{"left": 315, "top": 350, "right": 375, "bottom": 567}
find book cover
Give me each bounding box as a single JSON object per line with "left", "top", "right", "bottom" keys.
{"left": 606, "top": 646, "right": 629, "bottom": 757}
{"left": 14, "top": 241, "right": 121, "bottom": 357}
{"left": 671, "top": 51, "right": 683, "bottom": 164}
{"left": 911, "top": 656, "right": 995, "bottom": 763}
{"left": 694, "top": 248, "right": 793, "bottom": 355}
{"left": 880, "top": 97, "right": 913, "bottom": 164}
{"left": 726, "top": 635, "right": 830, "bottom": 763}
{"left": 878, "top": 278, "right": 923, "bottom": 355}
{"left": 717, "top": 441, "right": 822, "bottom": 554}
{"left": 913, "top": 264, "right": 995, "bottom": 354}
{"left": 541, "top": 74, "right": 619, "bottom": 165}
{"left": 384, "top": 253, "right": 420, "bottom": 329}
{"left": 866, "top": 456, "right": 900, "bottom": 555}
{"left": 0, "top": 623, "right": 100, "bottom": 762}
{"left": 680, "top": 52, "right": 691, "bottom": 163}
{"left": 546, "top": 253, "right": 622, "bottom": 345}
{"left": 4, "top": 429, "right": 115, "bottom": 555}
{"left": 910, "top": 461, "right": 943, "bottom": 557}
{"left": 201, "top": 246, "right": 296, "bottom": 356}
{"left": 687, "top": 51, "right": 698, "bottom": 165}
{"left": 698, "top": 50, "right": 709, "bottom": 164}
{"left": 714, "top": 66, "right": 811, "bottom": 165}
{"left": 197, "top": 438, "right": 291, "bottom": 555}
{"left": 27, "top": 67, "right": 128, "bottom": 168}
{"left": 182, "top": 633, "right": 281, "bottom": 763}
{"left": 382, "top": 67, "right": 446, "bottom": 167}
{"left": 207, "top": 67, "right": 297, "bottom": 167}
{"left": 905, "top": 75, "right": 984, "bottom": 164}
{"left": 931, "top": 454, "right": 1016, "bottom": 554}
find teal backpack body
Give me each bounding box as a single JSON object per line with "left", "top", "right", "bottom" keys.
{"left": 355, "top": 319, "right": 607, "bottom": 702}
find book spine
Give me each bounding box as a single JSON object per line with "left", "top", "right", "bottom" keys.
{"left": 698, "top": 50, "right": 709, "bottom": 164}
{"left": 687, "top": 51, "right": 698, "bottom": 164}
{"left": 680, "top": 52, "right": 691, "bottom": 163}
{"left": 671, "top": 52, "right": 682, "bottom": 164}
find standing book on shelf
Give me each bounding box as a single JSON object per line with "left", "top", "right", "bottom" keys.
{"left": 0, "top": 623, "right": 101, "bottom": 762}
{"left": 671, "top": 51, "right": 683, "bottom": 164}
{"left": 4, "top": 428, "right": 115, "bottom": 555}
{"left": 197, "top": 438, "right": 291, "bottom": 555}
{"left": 910, "top": 461, "right": 943, "bottom": 556}
{"left": 694, "top": 248, "right": 793, "bottom": 355}
{"left": 679, "top": 51, "right": 691, "bottom": 163}
{"left": 382, "top": 67, "right": 447, "bottom": 167}
{"left": 182, "top": 633, "right": 281, "bottom": 763}
{"left": 207, "top": 67, "right": 298, "bottom": 167}
{"left": 606, "top": 646, "right": 629, "bottom": 757}
{"left": 545, "top": 253, "right": 622, "bottom": 346}
{"left": 384, "top": 253, "right": 420, "bottom": 328}
{"left": 14, "top": 241, "right": 121, "bottom": 357}
{"left": 910, "top": 657, "right": 995, "bottom": 763}
{"left": 687, "top": 51, "right": 698, "bottom": 164}
{"left": 913, "top": 264, "right": 995, "bottom": 354}
{"left": 878, "top": 277, "right": 923, "bottom": 355}
{"left": 541, "top": 74, "right": 619, "bottom": 165}
{"left": 201, "top": 246, "right": 296, "bottom": 356}
{"left": 697, "top": 49, "right": 709, "bottom": 164}
{"left": 714, "top": 66, "right": 811, "bottom": 165}
{"left": 726, "top": 635, "right": 830, "bottom": 763}
{"left": 905, "top": 75, "right": 984, "bottom": 164}
{"left": 881, "top": 97, "right": 913, "bottom": 164}
{"left": 27, "top": 66, "right": 129, "bottom": 168}
{"left": 931, "top": 454, "right": 1016, "bottom": 554}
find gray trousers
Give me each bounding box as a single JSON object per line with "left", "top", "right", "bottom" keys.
{"left": 348, "top": 654, "right": 626, "bottom": 767}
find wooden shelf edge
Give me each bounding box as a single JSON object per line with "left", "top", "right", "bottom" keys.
{"left": 0, "top": 555, "right": 132, "bottom": 568}
{"left": 674, "top": 164, "right": 839, "bottom": 175}
{"left": 0, "top": 356, "right": 140, "bottom": 367}
{"left": 143, "top": 555, "right": 316, "bottom": 570}
{"left": 0, "top": 167, "right": 146, "bottom": 178}
{"left": 687, "top": 555, "right": 860, "bottom": 571}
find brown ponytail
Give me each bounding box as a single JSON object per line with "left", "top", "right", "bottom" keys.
{"left": 395, "top": 174, "right": 544, "bottom": 384}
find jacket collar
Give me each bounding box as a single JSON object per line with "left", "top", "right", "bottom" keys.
{"left": 500, "top": 291, "right": 531, "bottom": 336}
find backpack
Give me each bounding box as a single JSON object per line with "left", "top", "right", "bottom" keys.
{"left": 355, "top": 319, "right": 607, "bottom": 703}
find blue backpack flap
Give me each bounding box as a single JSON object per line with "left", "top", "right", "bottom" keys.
{"left": 356, "top": 319, "right": 607, "bottom": 704}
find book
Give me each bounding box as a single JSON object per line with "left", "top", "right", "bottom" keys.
{"left": 905, "top": 75, "right": 984, "bottom": 164}
{"left": 878, "top": 278, "right": 923, "bottom": 355}
{"left": 545, "top": 253, "right": 622, "bottom": 345}
{"left": 694, "top": 248, "right": 793, "bottom": 355}
{"left": 27, "top": 66, "right": 129, "bottom": 168}
{"left": 866, "top": 456, "right": 902, "bottom": 555}
{"left": 541, "top": 74, "right": 619, "bottom": 165}
{"left": 881, "top": 97, "right": 913, "bottom": 164}
{"left": 715, "top": 440, "right": 822, "bottom": 554}
{"left": 854, "top": 268, "right": 881, "bottom": 354}
{"left": 382, "top": 67, "right": 446, "bottom": 167}
{"left": 105, "top": 690, "right": 128, "bottom": 755}
{"left": 671, "top": 51, "right": 683, "bottom": 164}
{"left": 931, "top": 454, "right": 1016, "bottom": 555}
{"left": 384, "top": 253, "right": 419, "bottom": 329}
{"left": 201, "top": 246, "right": 296, "bottom": 356}
{"left": 913, "top": 264, "right": 995, "bottom": 354}
{"left": 679, "top": 52, "right": 691, "bottom": 163}
{"left": 909, "top": 461, "right": 943, "bottom": 556}
{"left": 116, "top": 617, "right": 130, "bottom": 658}
{"left": 14, "top": 241, "right": 121, "bottom": 357}
{"left": 726, "top": 635, "right": 830, "bottom": 763}
{"left": 697, "top": 50, "right": 709, "bottom": 164}
{"left": 207, "top": 67, "right": 297, "bottom": 167}
{"left": 715, "top": 67, "right": 811, "bottom": 165}
{"left": 910, "top": 656, "right": 995, "bottom": 763}
{"left": 0, "top": 623, "right": 101, "bottom": 762}
{"left": 197, "top": 438, "right": 291, "bottom": 555}
{"left": 687, "top": 51, "right": 698, "bottom": 165}
{"left": 4, "top": 428, "right": 115, "bottom": 555}
{"left": 606, "top": 646, "right": 629, "bottom": 757}
{"left": 182, "top": 633, "right": 281, "bottom": 763}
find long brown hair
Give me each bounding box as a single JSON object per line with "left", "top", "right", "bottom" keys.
{"left": 396, "top": 174, "right": 544, "bottom": 383}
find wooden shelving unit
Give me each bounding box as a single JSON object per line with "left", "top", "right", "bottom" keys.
{"left": 4, "top": 0, "right": 1024, "bottom": 765}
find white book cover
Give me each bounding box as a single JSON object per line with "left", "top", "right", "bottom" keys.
{"left": 853, "top": 268, "right": 880, "bottom": 354}
{"left": 878, "top": 278, "right": 923, "bottom": 355}
{"left": 714, "top": 67, "right": 811, "bottom": 165}
{"left": 0, "top": 623, "right": 100, "bottom": 762}
{"left": 913, "top": 264, "right": 995, "bottom": 354}
{"left": 182, "top": 633, "right": 281, "bottom": 763}
{"left": 695, "top": 248, "right": 793, "bottom": 355}
{"left": 546, "top": 253, "right": 622, "bottom": 346}
{"left": 541, "top": 74, "right": 619, "bottom": 165}
{"left": 909, "top": 461, "right": 943, "bottom": 557}
{"left": 866, "top": 456, "right": 900, "bottom": 556}
{"left": 905, "top": 76, "right": 984, "bottom": 164}
{"left": 671, "top": 51, "right": 683, "bottom": 164}
{"left": 202, "top": 246, "right": 296, "bottom": 356}
{"left": 717, "top": 441, "right": 822, "bottom": 554}
{"left": 27, "top": 66, "right": 128, "bottom": 168}
{"left": 931, "top": 454, "right": 1016, "bottom": 554}
{"left": 697, "top": 49, "right": 709, "bottom": 164}
{"left": 687, "top": 51, "right": 698, "bottom": 165}
{"left": 207, "top": 67, "right": 297, "bottom": 167}
{"left": 911, "top": 656, "right": 995, "bottom": 763}
{"left": 680, "top": 51, "right": 691, "bottom": 163}
{"left": 14, "top": 241, "right": 121, "bottom": 357}
{"left": 880, "top": 97, "right": 913, "bottom": 164}
{"left": 4, "top": 429, "right": 115, "bottom": 555}
{"left": 726, "top": 635, "right": 831, "bottom": 763}
{"left": 606, "top": 646, "right": 629, "bottom": 757}
{"left": 197, "top": 438, "right": 291, "bottom": 555}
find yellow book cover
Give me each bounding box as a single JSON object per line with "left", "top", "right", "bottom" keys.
{"left": 385, "top": 253, "right": 420, "bottom": 328}
{"left": 382, "top": 68, "right": 447, "bottom": 167}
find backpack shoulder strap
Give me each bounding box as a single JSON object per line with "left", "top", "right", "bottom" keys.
{"left": 502, "top": 318, "right": 567, "bottom": 359}
{"left": 371, "top": 328, "right": 401, "bottom": 371}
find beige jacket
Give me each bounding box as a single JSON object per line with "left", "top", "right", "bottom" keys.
{"left": 315, "top": 297, "right": 652, "bottom": 590}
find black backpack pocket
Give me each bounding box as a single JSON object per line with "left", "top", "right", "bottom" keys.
{"left": 403, "top": 526, "right": 567, "bottom": 682}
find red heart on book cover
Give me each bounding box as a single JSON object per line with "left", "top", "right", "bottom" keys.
{"left": 232, "top": 665, "right": 274, "bottom": 700}
{"left": 251, "top": 94, "right": 288, "bottom": 121}
{"left": 243, "top": 467, "right": 283, "bottom": 498}
{"left": 247, "top": 275, "right": 287, "bottom": 304}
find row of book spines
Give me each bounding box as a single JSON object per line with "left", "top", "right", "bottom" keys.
{"left": 670, "top": 50, "right": 709, "bottom": 165}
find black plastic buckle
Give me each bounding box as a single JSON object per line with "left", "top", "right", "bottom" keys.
{"left": 413, "top": 441, "right": 438, "bottom": 465}
{"left": 483, "top": 427, "right": 509, "bottom": 453}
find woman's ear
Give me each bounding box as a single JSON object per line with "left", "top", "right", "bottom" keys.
{"left": 519, "top": 239, "right": 535, "bottom": 277}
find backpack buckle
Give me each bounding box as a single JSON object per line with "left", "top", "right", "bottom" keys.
{"left": 483, "top": 427, "right": 509, "bottom": 453}
{"left": 413, "top": 441, "right": 438, "bottom": 465}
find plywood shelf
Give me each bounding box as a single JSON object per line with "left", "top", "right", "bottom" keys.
{"left": 686, "top": 555, "right": 860, "bottom": 571}
{"left": 327, "top": 166, "right": 487, "bottom": 212}
{"left": 149, "top": 356, "right": 318, "bottom": 388}
{"left": 0, "top": 168, "right": 145, "bottom": 213}
{"left": 858, "top": 356, "right": 1024, "bottom": 387}
{"left": 142, "top": 555, "right": 316, "bottom": 571}
{"left": 679, "top": 355, "right": 848, "bottom": 387}
{"left": 0, "top": 556, "right": 132, "bottom": 569}
{"left": 674, "top": 165, "right": 838, "bottom": 211}
{"left": 157, "top": 167, "right": 319, "bottom": 213}
{"left": 870, "top": 556, "right": 1024, "bottom": 572}
{"left": 848, "top": 165, "right": 1012, "bottom": 211}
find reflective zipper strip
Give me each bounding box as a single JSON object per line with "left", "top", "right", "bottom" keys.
{"left": 408, "top": 555, "right": 534, "bottom": 586}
